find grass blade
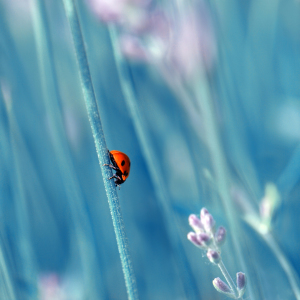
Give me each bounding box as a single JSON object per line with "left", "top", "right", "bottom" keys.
{"left": 61, "top": 1, "right": 139, "bottom": 298}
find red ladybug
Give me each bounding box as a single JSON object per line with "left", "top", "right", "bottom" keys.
{"left": 104, "top": 150, "right": 131, "bottom": 186}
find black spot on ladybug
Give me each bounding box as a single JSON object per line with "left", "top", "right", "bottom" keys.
{"left": 121, "top": 160, "right": 125, "bottom": 166}
{"left": 124, "top": 171, "right": 128, "bottom": 176}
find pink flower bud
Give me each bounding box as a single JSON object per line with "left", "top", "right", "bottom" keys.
{"left": 201, "top": 213, "right": 215, "bottom": 233}
{"left": 187, "top": 232, "right": 203, "bottom": 248}
{"left": 120, "top": 35, "right": 148, "bottom": 61}
{"left": 87, "top": 0, "right": 126, "bottom": 23}
{"left": 236, "top": 272, "right": 247, "bottom": 297}
{"left": 206, "top": 249, "right": 221, "bottom": 264}
{"left": 200, "top": 207, "right": 209, "bottom": 219}
{"left": 212, "top": 277, "right": 234, "bottom": 296}
{"left": 197, "top": 232, "right": 211, "bottom": 247}
{"left": 188, "top": 214, "right": 204, "bottom": 232}
{"left": 214, "top": 226, "right": 226, "bottom": 246}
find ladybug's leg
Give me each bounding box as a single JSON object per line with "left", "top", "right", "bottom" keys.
{"left": 103, "top": 163, "right": 119, "bottom": 171}
{"left": 108, "top": 152, "right": 119, "bottom": 169}
{"left": 108, "top": 174, "right": 122, "bottom": 181}
{"left": 108, "top": 175, "right": 122, "bottom": 189}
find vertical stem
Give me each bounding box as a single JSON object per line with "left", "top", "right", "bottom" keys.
{"left": 62, "top": 1, "right": 139, "bottom": 299}
{"left": 0, "top": 243, "right": 16, "bottom": 300}
{"left": 192, "top": 74, "right": 254, "bottom": 300}
{"left": 218, "top": 260, "right": 239, "bottom": 298}
{"left": 277, "top": 143, "right": 300, "bottom": 199}
{"left": 0, "top": 90, "right": 17, "bottom": 300}
{"left": 2, "top": 93, "right": 37, "bottom": 300}
{"left": 108, "top": 25, "right": 200, "bottom": 300}
{"left": 263, "top": 233, "right": 300, "bottom": 300}
{"left": 30, "top": 0, "right": 107, "bottom": 297}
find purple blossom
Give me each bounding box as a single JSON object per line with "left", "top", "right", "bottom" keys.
{"left": 87, "top": 0, "right": 151, "bottom": 29}
{"left": 187, "top": 232, "right": 203, "bottom": 248}
{"left": 236, "top": 272, "right": 247, "bottom": 295}
{"left": 187, "top": 208, "right": 246, "bottom": 298}
{"left": 215, "top": 226, "right": 226, "bottom": 246}
{"left": 200, "top": 210, "right": 215, "bottom": 233}
{"left": 197, "top": 232, "right": 211, "bottom": 247}
{"left": 188, "top": 214, "right": 204, "bottom": 232}
{"left": 120, "top": 35, "right": 148, "bottom": 61}
{"left": 207, "top": 249, "right": 221, "bottom": 264}
{"left": 200, "top": 208, "right": 209, "bottom": 219}
{"left": 165, "top": 3, "right": 216, "bottom": 78}
{"left": 212, "top": 278, "right": 234, "bottom": 295}
{"left": 89, "top": 0, "right": 216, "bottom": 79}
{"left": 87, "top": 0, "right": 127, "bottom": 23}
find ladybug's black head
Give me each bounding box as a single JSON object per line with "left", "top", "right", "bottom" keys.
{"left": 114, "top": 169, "right": 125, "bottom": 186}
{"left": 114, "top": 177, "right": 125, "bottom": 185}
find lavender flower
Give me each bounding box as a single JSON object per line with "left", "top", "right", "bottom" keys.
{"left": 236, "top": 272, "right": 247, "bottom": 297}
{"left": 88, "top": 0, "right": 216, "bottom": 80}
{"left": 87, "top": 0, "right": 127, "bottom": 23}
{"left": 200, "top": 208, "right": 215, "bottom": 233}
{"left": 207, "top": 249, "right": 221, "bottom": 264}
{"left": 87, "top": 0, "right": 150, "bottom": 30}
{"left": 259, "top": 183, "right": 281, "bottom": 232}
{"left": 188, "top": 214, "right": 204, "bottom": 233}
{"left": 187, "top": 208, "right": 246, "bottom": 299}
{"left": 165, "top": 3, "right": 216, "bottom": 79}
{"left": 200, "top": 207, "right": 209, "bottom": 219}
{"left": 198, "top": 232, "right": 211, "bottom": 247}
{"left": 119, "top": 34, "right": 148, "bottom": 61}
{"left": 213, "top": 277, "right": 234, "bottom": 295}
{"left": 187, "top": 232, "right": 203, "bottom": 248}
{"left": 215, "top": 226, "right": 226, "bottom": 246}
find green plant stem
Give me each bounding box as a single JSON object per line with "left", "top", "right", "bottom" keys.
{"left": 0, "top": 242, "right": 16, "bottom": 300}
{"left": 247, "top": 223, "right": 300, "bottom": 300}
{"left": 262, "top": 233, "right": 300, "bottom": 300}
{"left": 62, "top": 1, "right": 138, "bottom": 299}
{"left": 243, "top": 207, "right": 300, "bottom": 299}
{"left": 0, "top": 90, "right": 17, "bottom": 300}
{"left": 30, "top": 0, "right": 108, "bottom": 297}
{"left": 108, "top": 25, "right": 200, "bottom": 300}
{"left": 2, "top": 93, "right": 37, "bottom": 300}
{"left": 191, "top": 73, "right": 254, "bottom": 300}
{"left": 218, "top": 260, "right": 239, "bottom": 298}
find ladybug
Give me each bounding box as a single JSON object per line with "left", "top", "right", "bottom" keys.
{"left": 104, "top": 150, "right": 131, "bottom": 187}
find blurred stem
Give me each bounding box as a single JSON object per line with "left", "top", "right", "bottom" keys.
{"left": 0, "top": 242, "right": 16, "bottom": 300}
{"left": 208, "top": 2, "right": 300, "bottom": 296}
{"left": 0, "top": 90, "right": 17, "bottom": 300}
{"left": 158, "top": 65, "right": 204, "bottom": 140}
{"left": 262, "top": 233, "right": 300, "bottom": 300}
{"left": 108, "top": 25, "right": 201, "bottom": 300}
{"left": 218, "top": 260, "right": 239, "bottom": 298}
{"left": 62, "top": 1, "right": 139, "bottom": 299}
{"left": 200, "top": 64, "right": 300, "bottom": 298}
{"left": 277, "top": 143, "right": 300, "bottom": 199}
{"left": 30, "top": 0, "right": 107, "bottom": 297}
{"left": 191, "top": 73, "right": 254, "bottom": 299}
{"left": 1, "top": 90, "right": 37, "bottom": 300}
{"left": 193, "top": 73, "right": 300, "bottom": 299}
{"left": 242, "top": 191, "right": 300, "bottom": 298}
{"left": 246, "top": 218, "right": 300, "bottom": 300}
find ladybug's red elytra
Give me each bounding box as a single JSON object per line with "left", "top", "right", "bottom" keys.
{"left": 104, "top": 150, "right": 131, "bottom": 187}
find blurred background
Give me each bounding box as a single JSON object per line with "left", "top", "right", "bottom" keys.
{"left": 0, "top": 0, "right": 300, "bottom": 299}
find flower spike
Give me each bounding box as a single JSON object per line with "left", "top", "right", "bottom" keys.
{"left": 187, "top": 207, "right": 246, "bottom": 299}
